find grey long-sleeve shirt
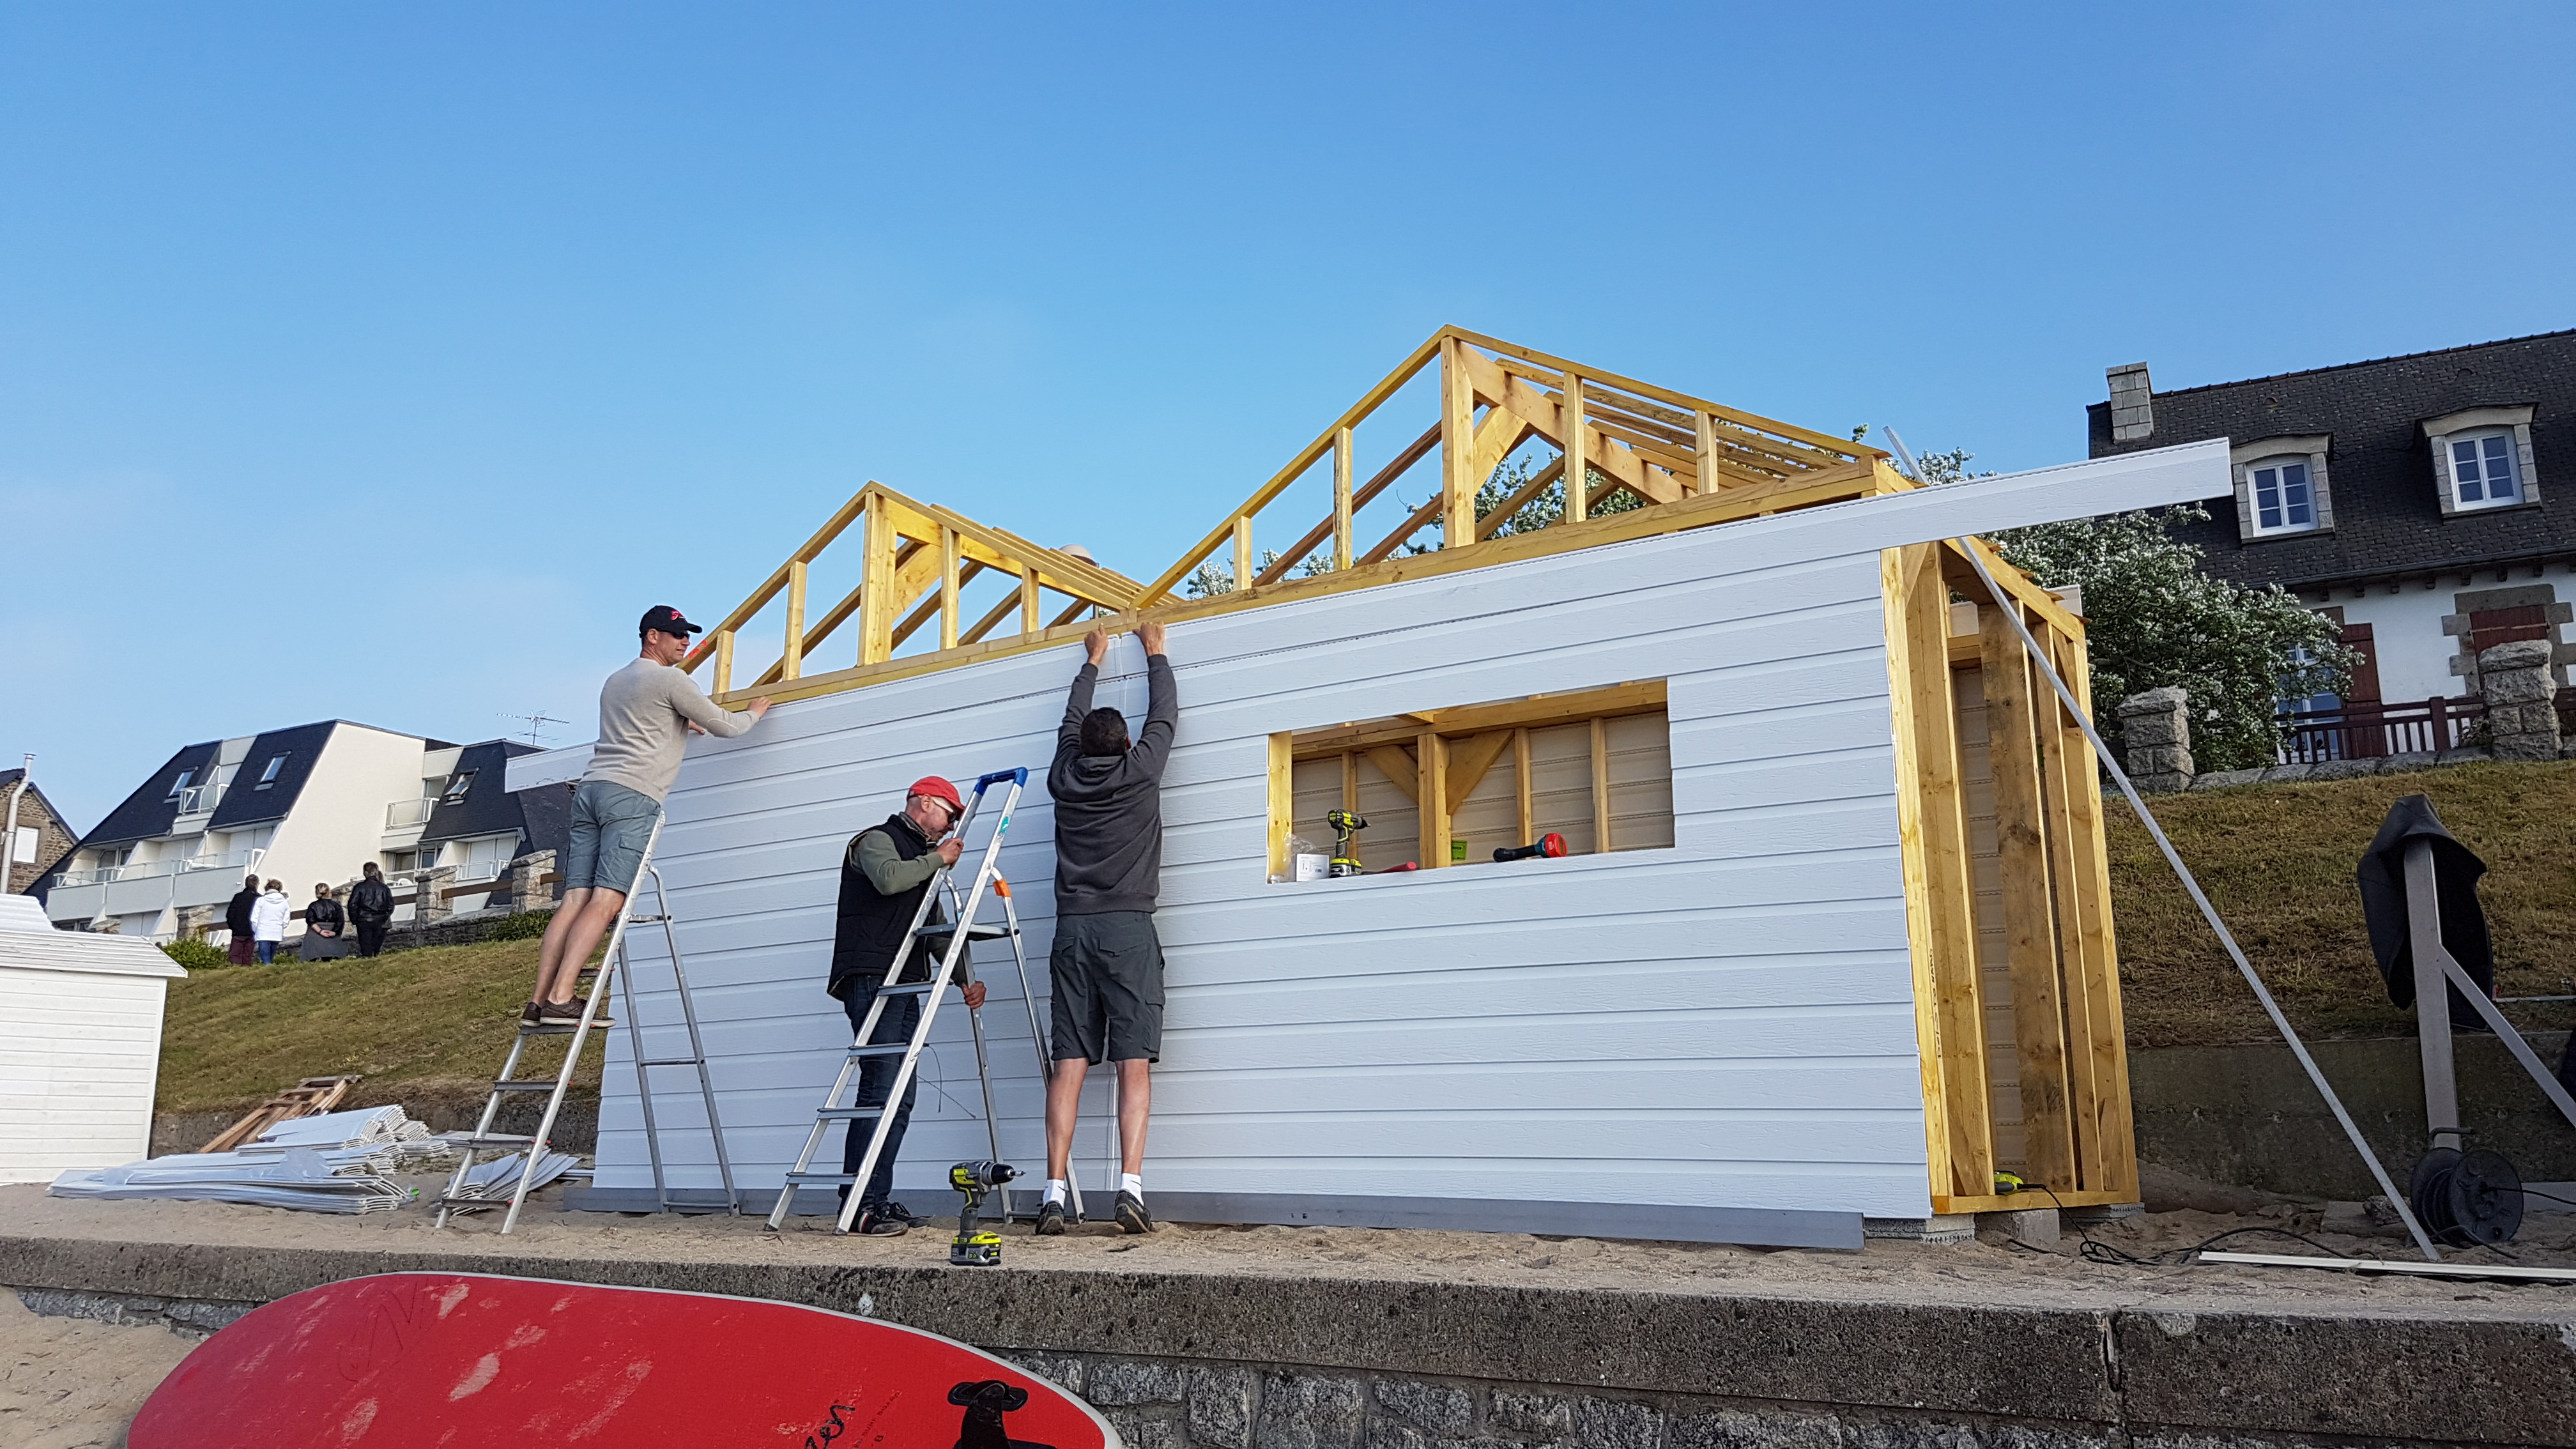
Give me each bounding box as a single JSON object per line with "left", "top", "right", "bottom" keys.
{"left": 581, "top": 657, "right": 757, "bottom": 803}
{"left": 1048, "top": 653, "right": 1177, "bottom": 916}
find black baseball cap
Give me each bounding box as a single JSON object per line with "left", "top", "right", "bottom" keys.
{"left": 640, "top": 605, "right": 703, "bottom": 637}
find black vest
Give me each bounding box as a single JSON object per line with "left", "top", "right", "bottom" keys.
{"left": 828, "top": 815, "right": 944, "bottom": 1000}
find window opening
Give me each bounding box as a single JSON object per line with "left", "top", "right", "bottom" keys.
{"left": 2248, "top": 458, "right": 2316, "bottom": 532}
{"left": 255, "top": 754, "right": 287, "bottom": 787}
{"left": 2451, "top": 431, "right": 2522, "bottom": 508}
{"left": 1273, "top": 680, "right": 1672, "bottom": 879}
{"left": 167, "top": 769, "right": 194, "bottom": 799}
{"left": 442, "top": 770, "right": 477, "bottom": 802}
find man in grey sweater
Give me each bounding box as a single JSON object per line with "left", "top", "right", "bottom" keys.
{"left": 525, "top": 606, "right": 769, "bottom": 1024}
{"left": 1038, "top": 619, "right": 1176, "bottom": 1236}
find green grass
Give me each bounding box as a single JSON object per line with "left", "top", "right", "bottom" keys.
{"left": 157, "top": 936, "right": 598, "bottom": 1114}
{"left": 153, "top": 761, "right": 2576, "bottom": 1112}
{"left": 2107, "top": 760, "right": 2576, "bottom": 1048}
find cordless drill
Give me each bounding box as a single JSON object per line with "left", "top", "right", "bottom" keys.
{"left": 949, "top": 1160, "right": 1019, "bottom": 1267}
{"left": 1326, "top": 809, "right": 1368, "bottom": 877}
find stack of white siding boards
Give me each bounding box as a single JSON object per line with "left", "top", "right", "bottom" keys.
{"left": 47, "top": 1105, "right": 457, "bottom": 1213}
{"left": 441, "top": 1149, "right": 582, "bottom": 1211}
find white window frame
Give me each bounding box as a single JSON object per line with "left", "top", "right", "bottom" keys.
{"left": 2425, "top": 405, "right": 2542, "bottom": 517}
{"left": 254, "top": 753, "right": 286, "bottom": 788}
{"left": 2228, "top": 434, "right": 2333, "bottom": 542}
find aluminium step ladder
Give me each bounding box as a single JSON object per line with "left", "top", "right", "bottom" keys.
{"left": 434, "top": 815, "right": 739, "bottom": 1232}
{"left": 766, "top": 767, "right": 1073, "bottom": 1233}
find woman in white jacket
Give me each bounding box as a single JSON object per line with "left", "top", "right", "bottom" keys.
{"left": 249, "top": 878, "right": 293, "bottom": 965}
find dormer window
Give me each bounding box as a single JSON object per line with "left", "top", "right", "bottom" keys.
{"left": 2425, "top": 405, "right": 2540, "bottom": 517}
{"left": 2228, "top": 434, "right": 2333, "bottom": 542}
{"left": 2449, "top": 431, "right": 2522, "bottom": 509}
{"left": 2250, "top": 457, "right": 2317, "bottom": 533}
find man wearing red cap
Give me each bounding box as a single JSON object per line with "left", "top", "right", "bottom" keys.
{"left": 824, "top": 775, "right": 988, "bottom": 1234}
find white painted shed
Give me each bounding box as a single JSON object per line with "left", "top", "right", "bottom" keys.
{"left": 533, "top": 407, "right": 2225, "bottom": 1243}
{"left": 0, "top": 893, "right": 186, "bottom": 1184}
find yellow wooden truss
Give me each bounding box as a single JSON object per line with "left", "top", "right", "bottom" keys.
{"left": 679, "top": 326, "right": 2142, "bottom": 1209}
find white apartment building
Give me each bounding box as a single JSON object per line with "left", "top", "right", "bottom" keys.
{"left": 40, "top": 723, "right": 560, "bottom": 942}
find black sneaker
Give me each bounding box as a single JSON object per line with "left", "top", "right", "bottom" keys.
{"left": 880, "top": 1200, "right": 921, "bottom": 1227}
{"left": 1114, "top": 1190, "right": 1155, "bottom": 1235}
{"left": 852, "top": 1207, "right": 908, "bottom": 1236}
{"left": 1035, "top": 1200, "right": 1068, "bottom": 1236}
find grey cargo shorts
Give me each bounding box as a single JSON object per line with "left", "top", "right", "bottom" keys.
{"left": 1048, "top": 910, "right": 1165, "bottom": 1063}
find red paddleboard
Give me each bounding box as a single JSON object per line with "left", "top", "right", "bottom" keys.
{"left": 130, "top": 1272, "right": 1118, "bottom": 1448}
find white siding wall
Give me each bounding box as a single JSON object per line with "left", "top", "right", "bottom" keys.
{"left": 589, "top": 442, "right": 2230, "bottom": 1230}
{"left": 0, "top": 967, "right": 173, "bottom": 1182}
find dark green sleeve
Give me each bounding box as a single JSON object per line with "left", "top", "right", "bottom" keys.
{"left": 851, "top": 829, "right": 940, "bottom": 895}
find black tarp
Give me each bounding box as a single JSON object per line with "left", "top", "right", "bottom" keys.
{"left": 2355, "top": 793, "right": 2494, "bottom": 1031}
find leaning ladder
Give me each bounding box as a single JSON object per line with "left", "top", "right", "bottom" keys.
{"left": 434, "top": 815, "right": 737, "bottom": 1232}
{"left": 766, "top": 767, "right": 1067, "bottom": 1232}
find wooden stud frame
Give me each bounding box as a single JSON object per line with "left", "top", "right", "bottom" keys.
{"left": 1888, "top": 539, "right": 2141, "bottom": 1213}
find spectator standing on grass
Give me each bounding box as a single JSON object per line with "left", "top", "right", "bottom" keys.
{"left": 300, "top": 883, "right": 350, "bottom": 962}
{"left": 250, "top": 878, "right": 292, "bottom": 965}
{"left": 348, "top": 862, "right": 395, "bottom": 958}
{"left": 522, "top": 605, "right": 770, "bottom": 1025}
{"left": 223, "top": 873, "right": 261, "bottom": 967}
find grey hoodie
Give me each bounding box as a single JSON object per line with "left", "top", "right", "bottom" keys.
{"left": 1048, "top": 654, "right": 1177, "bottom": 916}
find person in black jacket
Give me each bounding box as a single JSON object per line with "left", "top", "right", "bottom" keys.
{"left": 826, "top": 778, "right": 986, "bottom": 1235}
{"left": 1038, "top": 620, "right": 1177, "bottom": 1238}
{"left": 223, "top": 873, "right": 261, "bottom": 967}
{"left": 348, "top": 862, "right": 396, "bottom": 958}
{"left": 299, "top": 883, "right": 351, "bottom": 962}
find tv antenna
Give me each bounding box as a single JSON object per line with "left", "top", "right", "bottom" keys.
{"left": 501, "top": 710, "right": 569, "bottom": 747}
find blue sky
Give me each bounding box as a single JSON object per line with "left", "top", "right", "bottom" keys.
{"left": 6, "top": 3, "right": 2573, "bottom": 830}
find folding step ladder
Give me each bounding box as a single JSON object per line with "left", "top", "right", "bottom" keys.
{"left": 434, "top": 816, "right": 738, "bottom": 1232}
{"left": 767, "top": 767, "right": 1071, "bottom": 1233}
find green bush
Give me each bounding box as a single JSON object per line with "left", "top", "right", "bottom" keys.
{"left": 484, "top": 910, "right": 556, "bottom": 942}
{"left": 160, "top": 936, "right": 229, "bottom": 971}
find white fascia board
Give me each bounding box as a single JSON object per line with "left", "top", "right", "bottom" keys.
{"left": 1811, "top": 438, "right": 2231, "bottom": 553}
{"left": 507, "top": 743, "right": 594, "bottom": 793}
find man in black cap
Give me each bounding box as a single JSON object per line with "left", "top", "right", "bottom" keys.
{"left": 524, "top": 606, "right": 771, "bottom": 1023}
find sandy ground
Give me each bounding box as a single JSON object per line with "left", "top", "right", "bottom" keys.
{"left": 0, "top": 1291, "right": 199, "bottom": 1449}
{"left": 12, "top": 1176, "right": 2576, "bottom": 1322}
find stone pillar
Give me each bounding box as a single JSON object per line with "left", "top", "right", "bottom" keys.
{"left": 2118, "top": 686, "right": 2194, "bottom": 792}
{"left": 174, "top": 905, "right": 215, "bottom": 939}
{"left": 410, "top": 866, "right": 457, "bottom": 924}
{"left": 509, "top": 850, "right": 558, "bottom": 912}
{"left": 2477, "top": 640, "right": 2561, "bottom": 762}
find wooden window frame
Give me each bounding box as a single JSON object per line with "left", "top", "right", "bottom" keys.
{"left": 1269, "top": 679, "right": 1668, "bottom": 878}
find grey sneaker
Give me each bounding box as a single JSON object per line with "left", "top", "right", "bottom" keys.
{"left": 1114, "top": 1190, "right": 1155, "bottom": 1235}
{"left": 852, "top": 1207, "right": 908, "bottom": 1236}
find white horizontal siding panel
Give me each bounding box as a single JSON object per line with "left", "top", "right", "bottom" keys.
{"left": 0, "top": 966, "right": 169, "bottom": 1183}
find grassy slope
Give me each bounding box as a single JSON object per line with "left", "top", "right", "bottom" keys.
{"left": 2108, "top": 760, "right": 2576, "bottom": 1047}
{"left": 155, "top": 761, "right": 2576, "bottom": 1111}
{"left": 157, "top": 937, "right": 598, "bottom": 1114}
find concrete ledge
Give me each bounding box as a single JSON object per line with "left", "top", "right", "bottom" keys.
{"left": 9, "top": 1230, "right": 2576, "bottom": 1444}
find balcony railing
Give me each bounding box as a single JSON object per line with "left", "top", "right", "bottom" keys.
{"left": 2277, "top": 695, "right": 2485, "bottom": 763}
{"left": 172, "top": 783, "right": 224, "bottom": 813}
{"left": 54, "top": 848, "right": 265, "bottom": 889}
{"left": 386, "top": 797, "right": 438, "bottom": 829}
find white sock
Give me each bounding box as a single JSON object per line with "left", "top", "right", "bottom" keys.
{"left": 1044, "top": 1179, "right": 1067, "bottom": 1206}
{"left": 1121, "top": 1173, "right": 1144, "bottom": 1200}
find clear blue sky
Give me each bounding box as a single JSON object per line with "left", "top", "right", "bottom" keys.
{"left": 6, "top": 3, "right": 2572, "bottom": 831}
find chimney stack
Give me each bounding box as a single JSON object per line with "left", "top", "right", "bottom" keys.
{"left": 2108, "top": 362, "right": 2154, "bottom": 443}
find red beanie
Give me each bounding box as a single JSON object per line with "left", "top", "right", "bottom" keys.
{"left": 907, "top": 776, "right": 963, "bottom": 809}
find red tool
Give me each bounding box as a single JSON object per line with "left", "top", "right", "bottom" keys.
{"left": 1493, "top": 832, "right": 1568, "bottom": 862}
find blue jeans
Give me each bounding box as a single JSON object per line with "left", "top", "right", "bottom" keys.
{"left": 839, "top": 987, "right": 919, "bottom": 1212}
{"left": 255, "top": 941, "right": 277, "bottom": 965}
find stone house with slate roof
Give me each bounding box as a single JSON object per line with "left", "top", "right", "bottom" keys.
{"left": 38, "top": 723, "right": 567, "bottom": 941}
{"left": 2087, "top": 329, "right": 2576, "bottom": 726}
{"left": 2, "top": 769, "right": 80, "bottom": 898}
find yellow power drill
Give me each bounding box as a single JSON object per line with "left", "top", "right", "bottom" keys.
{"left": 949, "top": 1160, "right": 1019, "bottom": 1267}
{"left": 1326, "top": 809, "right": 1367, "bottom": 877}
